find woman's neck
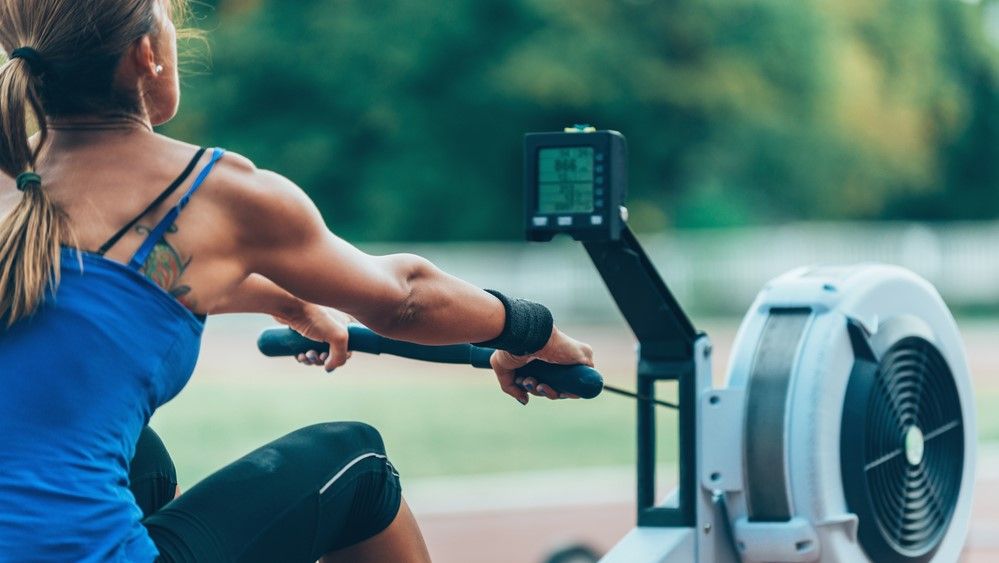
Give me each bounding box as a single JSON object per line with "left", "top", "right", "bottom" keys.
{"left": 48, "top": 112, "right": 154, "bottom": 134}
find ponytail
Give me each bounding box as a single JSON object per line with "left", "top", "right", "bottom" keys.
{"left": 0, "top": 54, "right": 65, "bottom": 327}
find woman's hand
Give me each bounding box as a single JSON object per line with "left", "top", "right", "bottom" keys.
{"left": 490, "top": 327, "right": 594, "bottom": 405}
{"left": 273, "top": 304, "right": 354, "bottom": 373}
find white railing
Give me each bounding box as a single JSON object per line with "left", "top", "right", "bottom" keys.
{"left": 360, "top": 221, "right": 999, "bottom": 320}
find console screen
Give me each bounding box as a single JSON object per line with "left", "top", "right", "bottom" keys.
{"left": 537, "top": 147, "right": 594, "bottom": 214}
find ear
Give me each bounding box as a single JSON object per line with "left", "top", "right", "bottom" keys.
{"left": 129, "top": 35, "right": 159, "bottom": 78}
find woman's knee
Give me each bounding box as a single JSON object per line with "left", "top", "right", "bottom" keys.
{"left": 291, "top": 422, "right": 402, "bottom": 550}
{"left": 293, "top": 421, "right": 387, "bottom": 457}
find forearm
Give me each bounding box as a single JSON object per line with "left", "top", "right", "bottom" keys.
{"left": 358, "top": 254, "right": 506, "bottom": 345}
{"left": 210, "top": 274, "right": 306, "bottom": 321}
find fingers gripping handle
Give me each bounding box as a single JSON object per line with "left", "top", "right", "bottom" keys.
{"left": 256, "top": 326, "right": 604, "bottom": 399}
{"left": 513, "top": 361, "right": 603, "bottom": 399}
{"left": 257, "top": 327, "right": 333, "bottom": 357}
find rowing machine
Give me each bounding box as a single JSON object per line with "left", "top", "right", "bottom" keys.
{"left": 525, "top": 126, "right": 976, "bottom": 563}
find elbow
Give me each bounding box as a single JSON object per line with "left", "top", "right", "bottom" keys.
{"left": 365, "top": 254, "right": 433, "bottom": 336}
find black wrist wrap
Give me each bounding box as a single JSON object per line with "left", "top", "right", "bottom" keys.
{"left": 473, "top": 289, "right": 554, "bottom": 356}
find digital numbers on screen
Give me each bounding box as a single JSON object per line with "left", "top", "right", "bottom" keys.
{"left": 538, "top": 147, "right": 595, "bottom": 214}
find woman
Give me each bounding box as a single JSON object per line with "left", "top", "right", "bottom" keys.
{"left": 0, "top": 1, "right": 594, "bottom": 561}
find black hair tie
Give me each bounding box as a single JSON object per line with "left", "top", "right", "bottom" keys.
{"left": 16, "top": 172, "right": 41, "bottom": 192}
{"left": 10, "top": 47, "right": 47, "bottom": 76}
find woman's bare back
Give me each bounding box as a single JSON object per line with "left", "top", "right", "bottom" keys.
{"left": 1, "top": 129, "right": 250, "bottom": 314}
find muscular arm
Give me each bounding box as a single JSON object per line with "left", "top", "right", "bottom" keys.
{"left": 226, "top": 163, "right": 505, "bottom": 345}
{"left": 208, "top": 155, "right": 592, "bottom": 402}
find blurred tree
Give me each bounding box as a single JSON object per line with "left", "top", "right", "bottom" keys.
{"left": 165, "top": 0, "right": 999, "bottom": 241}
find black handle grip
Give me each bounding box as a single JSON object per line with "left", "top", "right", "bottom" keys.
{"left": 257, "top": 327, "right": 330, "bottom": 356}
{"left": 256, "top": 326, "right": 603, "bottom": 399}
{"left": 513, "top": 360, "right": 604, "bottom": 399}
{"left": 258, "top": 326, "right": 488, "bottom": 365}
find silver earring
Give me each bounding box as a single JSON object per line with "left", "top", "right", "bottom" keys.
{"left": 155, "top": 64, "right": 164, "bottom": 75}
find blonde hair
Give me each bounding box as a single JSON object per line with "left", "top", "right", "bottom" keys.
{"left": 0, "top": 0, "right": 190, "bottom": 326}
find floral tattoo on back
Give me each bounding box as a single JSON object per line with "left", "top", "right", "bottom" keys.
{"left": 136, "top": 224, "right": 194, "bottom": 306}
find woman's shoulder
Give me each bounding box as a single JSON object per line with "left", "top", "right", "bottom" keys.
{"left": 156, "top": 136, "right": 265, "bottom": 200}
{"left": 188, "top": 141, "right": 319, "bottom": 230}
{"left": 202, "top": 146, "right": 300, "bottom": 202}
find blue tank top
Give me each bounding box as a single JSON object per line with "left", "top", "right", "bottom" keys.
{"left": 0, "top": 148, "right": 224, "bottom": 561}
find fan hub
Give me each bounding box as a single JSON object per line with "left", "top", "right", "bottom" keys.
{"left": 904, "top": 425, "right": 925, "bottom": 466}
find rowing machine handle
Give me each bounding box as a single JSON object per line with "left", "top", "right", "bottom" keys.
{"left": 257, "top": 325, "right": 604, "bottom": 399}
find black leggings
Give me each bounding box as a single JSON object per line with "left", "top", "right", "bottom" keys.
{"left": 129, "top": 423, "right": 402, "bottom": 563}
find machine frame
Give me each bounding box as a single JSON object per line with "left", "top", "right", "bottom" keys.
{"left": 525, "top": 127, "right": 732, "bottom": 562}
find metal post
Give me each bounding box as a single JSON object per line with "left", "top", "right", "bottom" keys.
{"left": 582, "top": 226, "right": 699, "bottom": 529}
{"left": 636, "top": 367, "right": 657, "bottom": 513}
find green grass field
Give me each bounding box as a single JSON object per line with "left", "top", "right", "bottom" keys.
{"left": 152, "top": 370, "right": 999, "bottom": 490}
{"left": 149, "top": 316, "right": 999, "bottom": 489}
{"left": 152, "top": 374, "right": 681, "bottom": 488}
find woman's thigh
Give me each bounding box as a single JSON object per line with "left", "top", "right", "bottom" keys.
{"left": 143, "top": 422, "right": 402, "bottom": 563}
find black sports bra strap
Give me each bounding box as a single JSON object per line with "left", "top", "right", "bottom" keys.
{"left": 96, "top": 147, "right": 208, "bottom": 256}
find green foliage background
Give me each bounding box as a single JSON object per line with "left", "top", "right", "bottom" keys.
{"left": 166, "top": 0, "right": 999, "bottom": 241}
